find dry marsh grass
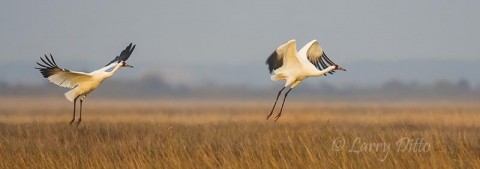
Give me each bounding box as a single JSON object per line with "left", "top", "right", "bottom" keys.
{"left": 0, "top": 98, "right": 479, "bottom": 168}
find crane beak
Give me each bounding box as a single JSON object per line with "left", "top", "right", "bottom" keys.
{"left": 336, "top": 66, "right": 346, "bottom": 71}
{"left": 124, "top": 63, "right": 134, "bottom": 68}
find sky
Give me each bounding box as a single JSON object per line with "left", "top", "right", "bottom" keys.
{"left": 1, "top": 1, "right": 479, "bottom": 87}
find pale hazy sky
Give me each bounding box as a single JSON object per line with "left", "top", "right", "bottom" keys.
{"left": 1, "top": 1, "right": 479, "bottom": 86}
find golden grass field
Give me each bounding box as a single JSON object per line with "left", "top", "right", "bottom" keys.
{"left": 0, "top": 97, "right": 479, "bottom": 168}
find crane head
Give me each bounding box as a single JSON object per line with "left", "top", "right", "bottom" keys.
{"left": 121, "top": 61, "right": 133, "bottom": 68}
{"left": 334, "top": 65, "right": 346, "bottom": 71}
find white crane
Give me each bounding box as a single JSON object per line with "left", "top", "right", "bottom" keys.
{"left": 35, "top": 43, "right": 136, "bottom": 126}
{"left": 266, "top": 39, "right": 346, "bottom": 121}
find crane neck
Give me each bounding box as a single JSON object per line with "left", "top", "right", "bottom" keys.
{"left": 312, "top": 66, "right": 336, "bottom": 77}
{"left": 106, "top": 63, "right": 123, "bottom": 78}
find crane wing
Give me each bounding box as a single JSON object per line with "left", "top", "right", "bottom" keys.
{"left": 35, "top": 54, "right": 91, "bottom": 89}
{"left": 306, "top": 41, "right": 338, "bottom": 75}
{"left": 105, "top": 43, "right": 136, "bottom": 66}
{"left": 266, "top": 40, "right": 299, "bottom": 74}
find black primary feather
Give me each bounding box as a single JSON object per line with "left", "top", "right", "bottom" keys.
{"left": 49, "top": 54, "right": 58, "bottom": 67}
{"left": 266, "top": 51, "right": 283, "bottom": 74}
{"left": 35, "top": 54, "right": 67, "bottom": 78}
{"left": 322, "top": 53, "right": 336, "bottom": 65}
{"left": 105, "top": 43, "right": 136, "bottom": 66}
{"left": 308, "top": 51, "right": 337, "bottom": 75}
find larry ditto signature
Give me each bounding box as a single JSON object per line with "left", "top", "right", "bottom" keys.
{"left": 331, "top": 137, "right": 431, "bottom": 161}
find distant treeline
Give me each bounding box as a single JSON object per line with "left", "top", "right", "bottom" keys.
{"left": 1, "top": 76, "right": 479, "bottom": 100}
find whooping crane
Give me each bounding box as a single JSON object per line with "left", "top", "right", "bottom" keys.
{"left": 35, "top": 43, "right": 136, "bottom": 126}
{"left": 266, "top": 39, "right": 346, "bottom": 121}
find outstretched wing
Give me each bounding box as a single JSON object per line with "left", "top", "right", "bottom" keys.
{"left": 35, "top": 54, "right": 91, "bottom": 88}
{"left": 105, "top": 43, "right": 136, "bottom": 66}
{"left": 306, "top": 41, "right": 338, "bottom": 75}
{"left": 266, "top": 39, "right": 299, "bottom": 74}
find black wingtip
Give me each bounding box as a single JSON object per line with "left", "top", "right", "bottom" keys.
{"left": 105, "top": 43, "right": 136, "bottom": 66}
{"left": 36, "top": 55, "right": 61, "bottom": 78}
{"left": 266, "top": 51, "right": 282, "bottom": 74}
{"left": 126, "top": 43, "right": 133, "bottom": 52}
{"left": 36, "top": 62, "right": 48, "bottom": 68}
{"left": 129, "top": 44, "right": 136, "bottom": 56}
{"left": 44, "top": 54, "right": 54, "bottom": 67}
{"left": 49, "top": 54, "right": 58, "bottom": 67}
{"left": 120, "top": 43, "right": 135, "bottom": 61}
{"left": 40, "top": 56, "right": 53, "bottom": 67}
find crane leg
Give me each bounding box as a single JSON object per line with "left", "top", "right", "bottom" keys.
{"left": 69, "top": 98, "right": 77, "bottom": 125}
{"left": 275, "top": 88, "right": 293, "bottom": 121}
{"left": 267, "top": 87, "right": 285, "bottom": 120}
{"left": 76, "top": 99, "right": 83, "bottom": 127}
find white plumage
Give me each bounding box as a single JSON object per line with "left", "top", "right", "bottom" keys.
{"left": 266, "top": 39, "right": 346, "bottom": 121}
{"left": 35, "top": 43, "right": 136, "bottom": 126}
